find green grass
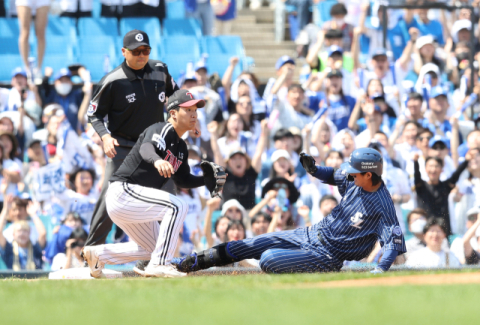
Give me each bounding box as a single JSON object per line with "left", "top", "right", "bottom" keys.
{"left": 1, "top": 270, "right": 480, "bottom": 325}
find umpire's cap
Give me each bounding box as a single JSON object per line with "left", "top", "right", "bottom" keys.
{"left": 123, "top": 29, "right": 150, "bottom": 49}
{"left": 167, "top": 89, "right": 205, "bottom": 111}
{"left": 340, "top": 148, "right": 383, "bottom": 176}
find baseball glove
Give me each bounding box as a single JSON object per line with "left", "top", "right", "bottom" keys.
{"left": 200, "top": 161, "right": 227, "bottom": 198}
{"left": 299, "top": 153, "right": 317, "bottom": 174}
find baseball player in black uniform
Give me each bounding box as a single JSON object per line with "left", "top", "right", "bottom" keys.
{"left": 85, "top": 29, "right": 185, "bottom": 249}
{"left": 82, "top": 90, "right": 226, "bottom": 278}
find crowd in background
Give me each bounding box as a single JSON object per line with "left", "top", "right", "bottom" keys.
{"left": 2, "top": 0, "right": 480, "bottom": 272}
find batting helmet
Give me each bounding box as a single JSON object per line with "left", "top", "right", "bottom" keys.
{"left": 340, "top": 148, "right": 383, "bottom": 176}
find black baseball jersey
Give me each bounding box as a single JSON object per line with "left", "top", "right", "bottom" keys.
{"left": 111, "top": 122, "right": 204, "bottom": 191}
{"left": 87, "top": 59, "right": 179, "bottom": 142}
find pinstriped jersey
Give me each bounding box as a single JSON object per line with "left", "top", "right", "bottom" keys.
{"left": 111, "top": 122, "right": 190, "bottom": 190}
{"left": 318, "top": 169, "right": 407, "bottom": 261}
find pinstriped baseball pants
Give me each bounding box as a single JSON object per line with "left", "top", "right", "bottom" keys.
{"left": 96, "top": 181, "right": 188, "bottom": 266}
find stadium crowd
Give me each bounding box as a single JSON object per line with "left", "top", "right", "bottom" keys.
{"left": 2, "top": 0, "right": 480, "bottom": 272}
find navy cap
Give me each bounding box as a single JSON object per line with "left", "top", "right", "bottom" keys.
{"left": 340, "top": 148, "right": 383, "bottom": 176}
{"left": 429, "top": 135, "right": 450, "bottom": 149}
{"left": 430, "top": 86, "right": 448, "bottom": 98}
{"left": 327, "top": 45, "right": 343, "bottom": 57}
{"left": 11, "top": 67, "right": 27, "bottom": 79}
{"left": 167, "top": 89, "right": 205, "bottom": 111}
{"left": 370, "top": 92, "right": 385, "bottom": 101}
{"left": 54, "top": 68, "right": 72, "bottom": 81}
{"left": 275, "top": 55, "right": 295, "bottom": 70}
{"left": 123, "top": 29, "right": 150, "bottom": 50}
{"left": 372, "top": 48, "right": 388, "bottom": 58}
{"left": 327, "top": 69, "right": 343, "bottom": 78}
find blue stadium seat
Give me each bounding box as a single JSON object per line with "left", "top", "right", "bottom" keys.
{"left": 42, "top": 55, "right": 78, "bottom": 76}
{"left": 161, "top": 54, "right": 198, "bottom": 82}
{"left": 206, "top": 54, "right": 241, "bottom": 79}
{"left": 163, "top": 18, "right": 202, "bottom": 38}
{"left": 120, "top": 17, "right": 161, "bottom": 42}
{"left": 160, "top": 36, "right": 200, "bottom": 58}
{"left": 78, "top": 36, "right": 117, "bottom": 63}
{"left": 166, "top": 1, "right": 186, "bottom": 19}
{"left": 314, "top": 0, "right": 338, "bottom": 26}
{"left": 0, "top": 18, "right": 19, "bottom": 38}
{"left": 31, "top": 36, "right": 76, "bottom": 59}
{"left": 208, "top": 54, "right": 241, "bottom": 79}
{"left": 0, "top": 55, "right": 24, "bottom": 82}
{"left": 201, "top": 36, "right": 244, "bottom": 56}
{"left": 78, "top": 17, "right": 119, "bottom": 36}
{"left": 1, "top": 38, "right": 21, "bottom": 55}
{"left": 46, "top": 17, "right": 77, "bottom": 40}
{"left": 77, "top": 54, "right": 112, "bottom": 82}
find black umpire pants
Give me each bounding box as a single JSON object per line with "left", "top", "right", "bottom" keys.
{"left": 85, "top": 143, "right": 176, "bottom": 246}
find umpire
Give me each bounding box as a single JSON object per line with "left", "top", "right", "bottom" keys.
{"left": 85, "top": 29, "right": 180, "bottom": 247}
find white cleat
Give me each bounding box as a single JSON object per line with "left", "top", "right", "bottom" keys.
{"left": 144, "top": 264, "right": 187, "bottom": 278}
{"left": 82, "top": 246, "right": 105, "bottom": 279}
{"left": 133, "top": 266, "right": 146, "bottom": 277}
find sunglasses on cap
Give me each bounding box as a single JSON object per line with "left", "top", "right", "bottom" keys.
{"left": 468, "top": 215, "right": 478, "bottom": 222}
{"left": 419, "top": 136, "right": 432, "bottom": 141}
{"left": 273, "top": 183, "right": 288, "bottom": 190}
{"left": 126, "top": 47, "right": 151, "bottom": 56}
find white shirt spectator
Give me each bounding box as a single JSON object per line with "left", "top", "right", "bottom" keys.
{"left": 50, "top": 252, "right": 85, "bottom": 271}
{"left": 3, "top": 221, "right": 39, "bottom": 245}
{"left": 406, "top": 247, "right": 461, "bottom": 268}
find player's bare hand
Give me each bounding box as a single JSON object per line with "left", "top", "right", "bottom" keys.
{"left": 154, "top": 160, "right": 175, "bottom": 178}
{"left": 102, "top": 134, "right": 119, "bottom": 158}
{"left": 206, "top": 197, "right": 221, "bottom": 210}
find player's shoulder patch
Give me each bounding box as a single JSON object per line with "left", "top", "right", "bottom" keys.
{"left": 152, "top": 133, "right": 166, "bottom": 151}
{"left": 87, "top": 103, "right": 97, "bottom": 116}
{"left": 392, "top": 226, "right": 402, "bottom": 237}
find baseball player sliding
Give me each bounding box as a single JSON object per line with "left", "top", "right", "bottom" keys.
{"left": 174, "top": 148, "right": 406, "bottom": 274}
{"left": 82, "top": 90, "right": 226, "bottom": 278}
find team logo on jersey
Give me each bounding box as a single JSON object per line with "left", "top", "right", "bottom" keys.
{"left": 392, "top": 226, "right": 402, "bottom": 236}
{"left": 126, "top": 93, "right": 136, "bottom": 103}
{"left": 165, "top": 150, "right": 183, "bottom": 172}
{"left": 351, "top": 212, "right": 364, "bottom": 229}
{"left": 159, "top": 92, "right": 165, "bottom": 102}
{"left": 135, "top": 33, "right": 144, "bottom": 42}
{"left": 152, "top": 133, "right": 166, "bottom": 150}
{"left": 179, "top": 152, "right": 184, "bottom": 159}
{"left": 87, "top": 103, "right": 97, "bottom": 116}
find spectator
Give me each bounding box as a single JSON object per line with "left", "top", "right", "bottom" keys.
{"left": 264, "top": 149, "right": 297, "bottom": 187}
{"left": 331, "top": 129, "right": 355, "bottom": 161}
{"left": 406, "top": 218, "right": 460, "bottom": 268}
{"left": 213, "top": 0, "right": 236, "bottom": 35}
{"left": 394, "top": 121, "right": 421, "bottom": 166}
{"left": 354, "top": 99, "right": 386, "bottom": 148}
{"left": 186, "top": 0, "right": 215, "bottom": 35}
{"left": 313, "top": 194, "right": 338, "bottom": 224}
{"left": 455, "top": 148, "right": 480, "bottom": 232}
{"left": 250, "top": 212, "right": 271, "bottom": 237}
{"left": 32, "top": 112, "right": 64, "bottom": 159}
{"left": 405, "top": 4, "right": 445, "bottom": 45}
{"left": 321, "top": 3, "right": 354, "bottom": 52}
{"left": 412, "top": 35, "right": 445, "bottom": 75}
{"left": 15, "top": 1, "right": 49, "bottom": 78}
{"left": 50, "top": 227, "right": 88, "bottom": 271}
{"left": 221, "top": 199, "right": 247, "bottom": 223}
{"left": 3, "top": 67, "right": 42, "bottom": 112}
{"left": 59, "top": 0, "right": 93, "bottom": 18}
{"left": 405, "top": 93, "right": 425, "bottom": 122}
{"left": 284, "top": 0, "right": 310, "bottom": 32}
{"left": 421, "top": 87, "right": 458, "bottom": 140}
{"left": 224, "top": 219, "right": 246, "bottom": 242}
{"left": 405, "top": 208, "right": 428, "bottom": 258}
{"left": 263, "top": 56, "right": 296, "bottom": 109}
{"left": 211, "top": 115, "right": 256, "bottom": 159}
{"left": 451, "top": 206, "right": 480, "bottom": 265}
{"left": 413, "top": 152, "right": 468, "bottom": 235}
{"left": 262, "top": 178, "right": 301, "bottom": 232}
{"left": 203, "top": 197, "right": 228, "bottom": 247}
{"left": 44, "top": 212, "right": 84, "bottom": 263}
{"left": 40, "top": 67, "right": 92, "bottom": 133}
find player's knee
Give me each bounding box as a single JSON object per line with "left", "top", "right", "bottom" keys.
{"left": 259, "top": 250, "right": 277, "bottom": 273}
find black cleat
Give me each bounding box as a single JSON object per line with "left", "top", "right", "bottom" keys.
{"left": 133, "top": 260, "right": 150, "bottom": 276}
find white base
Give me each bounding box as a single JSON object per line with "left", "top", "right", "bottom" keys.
{"left": 48, "top": 267, "right": 123, "bottom": 280}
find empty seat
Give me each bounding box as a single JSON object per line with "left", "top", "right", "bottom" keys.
{"left": 163, "top": 18, "right": 202, "bottom": 38}
{"left": 1, "top": 38, "right": 21, "bottom": 55}
{"left": 160, "top": 54, "right": 198, "bottom": 82}
{"left": 78, "top": 36, "right": 117, "bottom": 63}
{"left": 0, "top": 55, "right": 25, "bottom": 82}
{"left": 42, "top": 55, "right": 77, "bottom": 76}
{"left": 205, "top": 54, "right": 241, "bottom": 79}
{"left": 77, "top": 54, "right": 113, "bottom": 82}
{"left": 78, "top": 17, "right": 119, "bottom": 36}
{"left": 46, "top": 17, "right": 77, "bottom": 39}
{"left": 201, "top": 36, "right": 244, "bottom": 56}
{"left": 0, "top": 18, "right": 20, "bottom": 38}
{"left": 160, "top": 36, "right": 200, "bottom": 58}
{"left": 315, "top": 0, "right": 338, "bottom": 26}
{"left": 166, "top": 1, "right": 186, "bottom": 19}
{"left": 120, "top": 17, "right": 161, "bottom": 42}
{"left": 31, "top": 36, "right": 76, "bottom": 59}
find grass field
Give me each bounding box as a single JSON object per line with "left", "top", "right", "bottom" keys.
{"left": 1, "top": 269, "right": 480, "bottom": 325}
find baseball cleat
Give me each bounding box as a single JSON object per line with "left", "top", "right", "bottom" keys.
{"left": 133, "top": 260, "right": 149, "bottom": 277}
{"left": 144, "top": 263, "right": 187, "bottom": 278}
{"left": 82, "top": 246, "right": 106, "bottom": 279}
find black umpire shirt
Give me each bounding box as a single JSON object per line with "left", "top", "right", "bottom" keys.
{"left": 111, "top": 122, "right": 205, "bottom": 190}
{"left": 87, "top": 59, "right": 179, "bottom": 144}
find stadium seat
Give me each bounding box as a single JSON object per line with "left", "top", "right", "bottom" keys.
{"left": 0, "top": 18, "right": 20, "bottom": 38}
{"left": 120, "top": 17, "right": 161, "bottom": 42}
{"left": 46, "top": 17, "right": 77, "bottom": 40}
{"left": 78, "top": 36, "right": 117, "bottom": 63}
{"left": 160, "top": 54, "right": 198, "bottom": 82}
{"left": 166, "top": 0, "right": 186, "bottom": 19}
{"left": 201, "top": 36, "right": 244, "bottom": 57}
{"left": 1, "top": 38, "right": 21, "bottom": 55}
{"left": 0, "top": 55, "right": 24, "bottom": 82}
{"left": 30, "top": 36, "right": 76, "bottom": 59}
{"left": 206, "top": 54, "right": 241, "bottom": 79}
{"left": 160, "top": 36, "right": 200, "bottom": 58}
{"left": 76, "top": 53, "right": 112, "bottom": 82}
{"left": 42, "top": 55, "right": 78, "bottom": 76}
{"left": 163, "top": 18, "right": 202, "bottom": 38}
{"left": 78, "top": 17, "right": 119, "bottom": 37}
{"left": 314, "top": 0, "right": 338, "bottom": 26}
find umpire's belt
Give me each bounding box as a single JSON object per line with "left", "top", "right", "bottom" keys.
{"left": 112, "top": 132, "right": 138, "bottom": 142}
{"left": 317, "top": 231, "right": 327, "bottom": 246}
